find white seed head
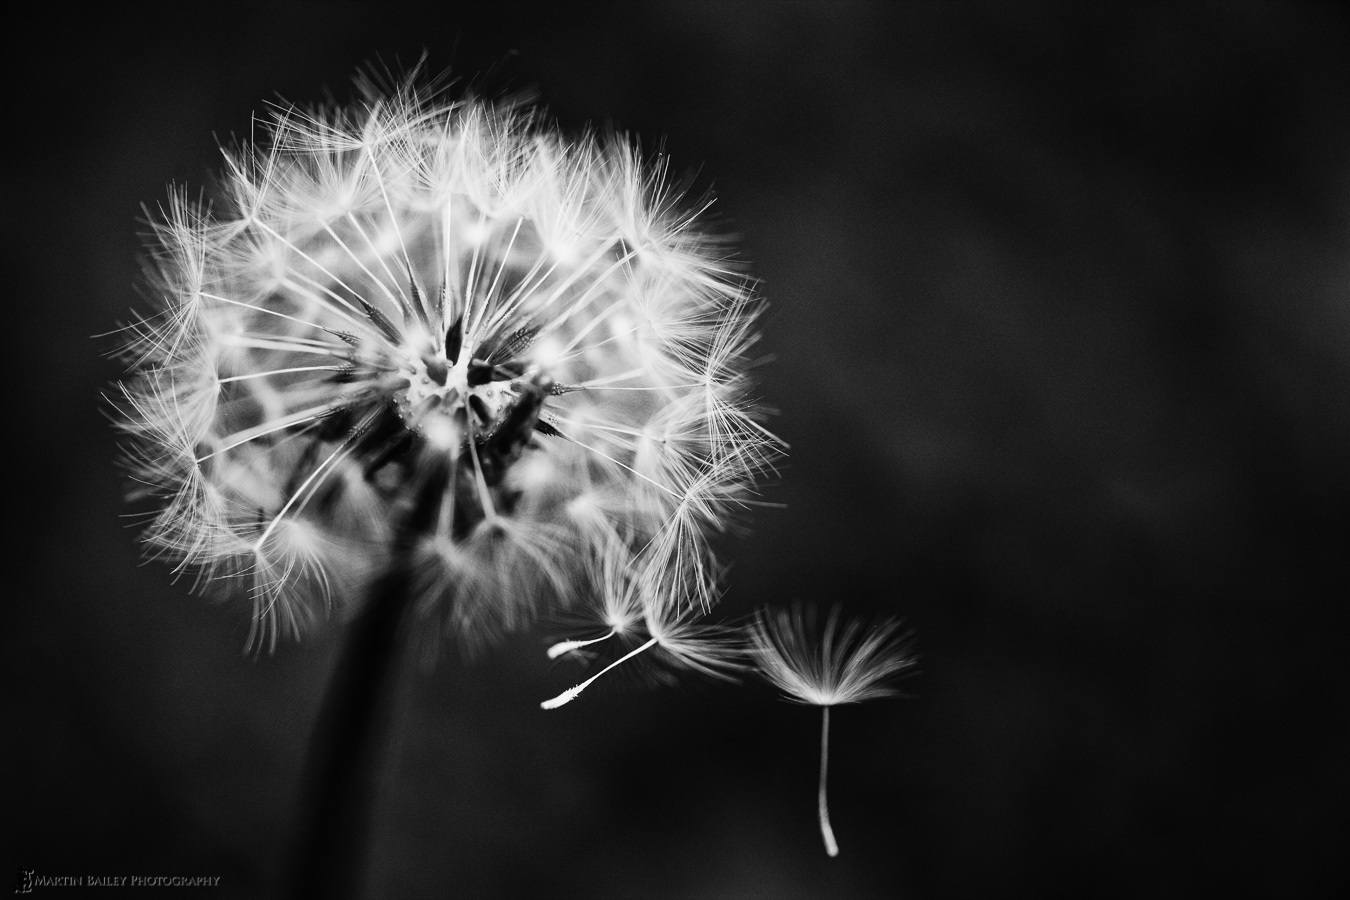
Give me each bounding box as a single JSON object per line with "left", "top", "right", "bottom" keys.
{"left": 112, "top": 76, "right": 780, "bottom": 652}
{"left": 749, "top": 604, "right": 916, "bottom": 706}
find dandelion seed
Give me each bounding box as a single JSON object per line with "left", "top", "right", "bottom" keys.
{"left": 546, "top": 632, "right": 616, "bottom": 659}
{"left": 750, "top": 604, "right": 916, "bottom": 857}
{"left": 540, "top": 634, "right": 658, "bottom": 709}
{"left": 540, "top": 593, "right": 744, "bottom": 708}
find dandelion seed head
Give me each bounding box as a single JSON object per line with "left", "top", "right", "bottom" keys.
{"left": 112, "top": 74, "right": 780, "bottom": 652}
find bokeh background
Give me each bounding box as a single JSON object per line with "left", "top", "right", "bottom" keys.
{"left": 7, "top": 3, "right": 1350, "bottom": 897}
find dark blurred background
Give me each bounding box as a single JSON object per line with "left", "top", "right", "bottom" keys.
{"left": 7, "top": 2, "right": 1350, "bottom": 897}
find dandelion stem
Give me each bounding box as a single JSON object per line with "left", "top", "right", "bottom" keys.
{"left": 819, "top": 705, "right": 839, "bottom": 857}
{"left": 289, "top": 462, "right": 450, "bottom": 900}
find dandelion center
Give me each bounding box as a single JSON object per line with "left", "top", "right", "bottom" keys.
{"left": 390, "top": 328, "right": 543, "bottom": 452}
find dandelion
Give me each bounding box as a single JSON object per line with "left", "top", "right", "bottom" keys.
{"left": 110, "top": 71, "right": 779, "bottom": 898}
{"left": 112, "top": 74, "right": 778, "bottom": 653}
{"left": 750, "top": 604, "right": 916, "bottom": 857}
